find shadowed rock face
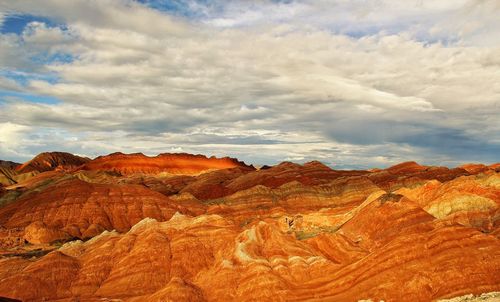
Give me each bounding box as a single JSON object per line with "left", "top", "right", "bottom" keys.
{"left": 0, "top": 161, "right": 19, "bottom": 170}
{"left": 0, "top": 168, "right": 17, "bottom": 187}
{"left": 15, "top": 152, "right": 90, "bottom": 174}
{"left": 0, "top": 152, "right": 499, "bottom": 301}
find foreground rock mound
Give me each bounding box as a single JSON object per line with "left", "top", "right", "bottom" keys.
{"left": 0, "top": 212, "right": 498, "bottom": 301}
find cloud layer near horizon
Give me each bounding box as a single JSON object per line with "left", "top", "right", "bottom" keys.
{"left": 0, "top": 0, "right": 499, "bottom": 168}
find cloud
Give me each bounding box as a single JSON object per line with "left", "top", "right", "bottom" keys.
{"left": 0, "top": 0, "right": 189, "bottom": 36}
{"left": 0, "top": 0, "right": 498, "bottom": 167}
{"left": 0, "top": 34, "right": 37, "bottom": 70}
{"left": 428, "top": 0, "right": 500, "bottom": 46}
{"left": 0, "top": 76, "right": 23, "bottom": 91}
{"left": 0, "top": 122, "right": 32, "bottom": 160}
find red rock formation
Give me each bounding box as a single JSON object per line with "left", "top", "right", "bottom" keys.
{"left": 460, "top": 163, "right": 491, "bottom": 174}
{"left": 0, "top": 178, "right": 204, "bottom": 243}
{"left": 0, "top": 153, "right": 498, "bottom": 301}
{"left": 23, "top": 221, "right": 71, "bottom": 244}
{"left": 0, "top": 160, "right": 20, "bottom": 170}
{"left": 178, "top": 166, "right": 255, "bottom": 199}
{"left": 368, "top": 162, "right": 469, "bottom": 191}
{"left": 0, "top": 227, "right": 25, "bottom": 249}
{"left": 225, "top": 161, "right": 368, "bottom": 192}
{"left": 490, "top": 163, "right": 500, "bottom": 171}
{"left": 395, "top": 173, "right": 500, "bottom": 232}
{"left": 78, "top": 152, "right": 251, "bottom": 175}
{"left": 16, "top": 152, "right": 90, "bottom": 173}
{"left": 205, "top": 176, "right": 382, "bottom": 226}
{"left": 386, "top": 161, "right": 427, "bottom": 174}
{"left": 172, "top": 161, "right": 369, "bottom": 201}
{"left": 0, "top": 210, "right": 497, "bottom": 301}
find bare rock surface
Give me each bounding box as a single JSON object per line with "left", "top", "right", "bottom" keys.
{"left": 0, "top": 152, "right": 498, "bottom": 301}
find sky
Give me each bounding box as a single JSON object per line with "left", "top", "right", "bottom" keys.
{"left": 0, "top": 0, "right": 499, "bottom": 169}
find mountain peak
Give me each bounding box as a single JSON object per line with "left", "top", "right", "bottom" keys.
{"left": 15, "top": 152, "right": 90, "bottom": 173}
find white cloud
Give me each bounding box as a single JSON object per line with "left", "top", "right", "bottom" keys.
{"left": 0, "top": 0, "right": 189, "bottom": 36}
{"left": 0, "top": 122, "right": 28, "bottom": 145}
{"left": 0, "top": 0, "right": 499, "bottom": 166}
{"left": 0, "top": 122, "right": 32, "bottom": 160}
{"left": 428, "top": 0, "right": 500, "bottom": 46}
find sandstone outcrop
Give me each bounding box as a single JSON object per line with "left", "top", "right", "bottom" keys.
{"left": 0, "top": 167, "right": 17, "bottom": 186}
{"left": 0, "top": 211, "right": 498, "bottom": 301}
{"left": 395, "top": 173, "right": 500, "bottom": 232}
{"left": 0, "top": 178, "right": 203, "bottom": 242}
{"left": 15, "top": 152, "right": 90, "bottom": 173}
{"left": 78, "top": 152, "right": 251, "bottom": 175}
{"left": 0, "top": 160, "right": 19, "bottom": 170}
{"left": 0, "top": 153, "right": 498, "bottom": 301}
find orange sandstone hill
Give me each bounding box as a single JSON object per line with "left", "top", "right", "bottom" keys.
{"left": 78, "top": 152, "right": 252, "bottom": 175}
{"left": 0, "top": 152, "right": 499, "bottom": 302}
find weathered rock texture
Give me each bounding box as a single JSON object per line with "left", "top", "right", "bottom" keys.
{"left": 0, "top": 152, "right": 498, "bottom": 301}
{"left": 78, "top": 152, "right": 252, "bottom": 175}
{"left": 0, "top": 160, "right": 19, "bottom": 170}
{"left": 15, "top": 152, "right": 90, "bottom": 173}
{"left": 0, "top": 178, "right": 202, "bottom": 243}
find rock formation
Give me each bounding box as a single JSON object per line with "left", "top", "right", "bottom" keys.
{"left": 78, "top": 152, "right": 252, "bottom": 175}
{"left": 0, "top": 212, "right": 498, "bottom": 301}
{"left": 0, "top": 167, "right": 17, "bottom": 186}
{"left": 0, "top": 178, "right": 203, "bottom": 243}
{"left": 15, "top": 152, "right": 90, "bottom": 173}
{"left": 0, "top": 152, "right": 498, "bottom": 301}
{"left": 0, "top": 160, "right": 19, "bottom": 170}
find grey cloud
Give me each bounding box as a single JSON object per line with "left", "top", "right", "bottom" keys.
{"left": 393, "top": 127, "right": 500, "bottom": 163}
{"left": 0, "top": 0, "right": 190, "bottom": 36}
{"left": 0, "top": 0, "right": 499, "bottom": 168}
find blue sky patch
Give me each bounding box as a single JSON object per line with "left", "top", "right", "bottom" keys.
{"left": 0, "top": 70, "right": 60, "bottom": 86}
{"left": 31, "top": 52, "right": 75, "bottom": 66}
{"left": 136, "top": 0, "right": 223, "bottom": 18}
{"left": 0, "top": 90, "right": 61, "bottom": 105}
{"left": 1, "top": 14, "right": 63, "bottom": 35}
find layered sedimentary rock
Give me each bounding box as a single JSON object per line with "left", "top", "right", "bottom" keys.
{"left": 205, "top": 176, "right": 382, "bottom": 226}
{"left": 0, "top": 167, "right": 17, "bottom": 186}
{"left": 79, "top": 152, "right": 251, "bottom": 175}
{"left": 0, "top": 160, "right": 19, "bottom": 170}
{"left": 15, "top": 152, "right": 90, "bottom": 173}
{"left": 0, "top": 210, "right": 498, "bottom": 301}
{"left": 0, "top": 167, "right": 38, "bottom": 187}
{"left": 367, "top": 161, "right": 470, "bottom": 191}
{"left": 0, "top": 152, "right": 498, "bottom": 301}
{"left": 163, "top": 161, "right": 367, "bottom": 201}
{"left": 0, "top": 178, "right": 203, "bottom": 243}
{"left": 395, "top": 173, "right": 500, "bottom": 232}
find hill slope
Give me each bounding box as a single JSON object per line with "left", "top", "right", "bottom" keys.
{"left": 0, "top": 153, "right": 498, "bottom": 301}
{"left": 15, "top": 152, "right": 90, "bottom": 173}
